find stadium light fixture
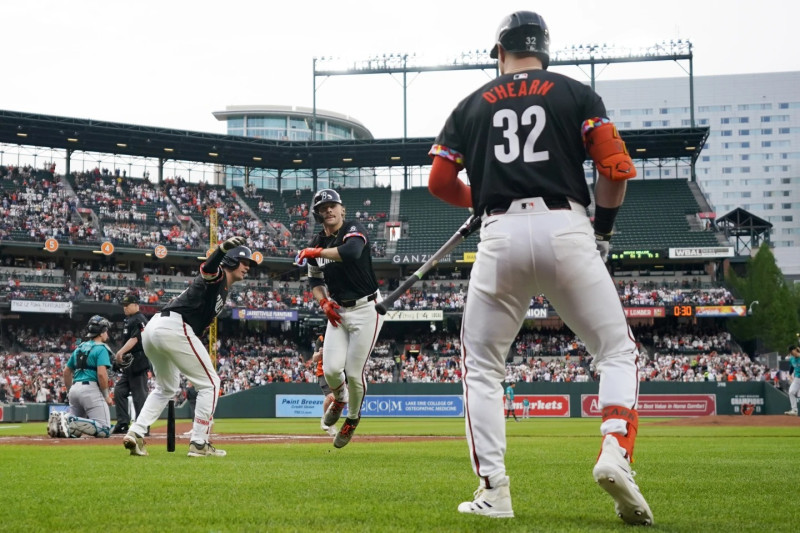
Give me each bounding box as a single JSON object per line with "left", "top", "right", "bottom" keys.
{"left": 252, "top": 156, "right": 262, "bottom": 161}
{"left": 163, "top": 147, "right": 174, "bottom": 152}
{"left": 635, "top": 148, "right": 646, "bottom": 153}
{"left": 293, "top": 159, "right": 303, "bottom": 164}
{"left": 16, "top": 132, "right": 27, "bottom": 138}
{"left": 390, "top": 156, "right": 401, "bottom": 161}
{"left": 67, "top": 137, "right": 78, "bottom": 143}
{"left": 208, "top": 152, "right": 219, "bottom": 157}
{"left": 342, "top": 157, "right": 353, "bottom": 162}
{"left": 116, "top": 143, "right": 127, "bottom": 148}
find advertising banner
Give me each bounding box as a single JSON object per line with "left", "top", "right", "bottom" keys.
{"left": 695, "top": 305, "right": 746, "bottom": 317}
{"left": 510, "top": 395, "right": 570, "bottom": 417}
{"left": 581, "top": 394, "right": 717, "bottom": 417}
{"left": 231, "top": 309, "right": 298, "bottom": 321}
{"left": 275, "top": 395, "right": 464, "bottom": 417}
{"left": 382, "top": 310, "right": 443, "bottom": 322}
{"left": 623, "top": 307, "right": 666, "bottom": 318}
{"left": 11, "top": 300, "right": 72, "bottom": 314}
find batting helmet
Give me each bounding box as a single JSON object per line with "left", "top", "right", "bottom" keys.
{"left": 312, "top": 189, "right": 343, "bottom": 223}
{"left": 489, "top": 11, "right": 550, "bottom": 69}
{"left": 86, "top": 315, "right": 111, "bottom": 338}
{"left": 221, "top": 245, "right": 257, "bottom": 269}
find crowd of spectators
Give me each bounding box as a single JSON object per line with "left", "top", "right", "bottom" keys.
{"left": 1, "top": 318, "right": 784, "bottom": 407}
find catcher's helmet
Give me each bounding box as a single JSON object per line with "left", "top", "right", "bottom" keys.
{"left": 86, "top": 315, "right": 111, "bottom": 338}
{"left": 312, "top": 189, "right": 343, "bottom": 223}
{"left": 221, "top": 245, "right": 257, "bottom": 269}
{"left": 490, "top": 11, "right": 550, "bottom": 69}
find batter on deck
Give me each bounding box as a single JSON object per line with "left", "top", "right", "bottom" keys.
{"left": 295, "top": 189, "right": 385, "bottom": 448}
{"left": 428, "top": 11, "right": 653, "bottom": 525}
{"left": 122, "top": 235, "right": 253, "bottom": 457}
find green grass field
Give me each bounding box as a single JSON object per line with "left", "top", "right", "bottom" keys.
{"left": 0, "top": 418, "right": 797, "bottom": 532}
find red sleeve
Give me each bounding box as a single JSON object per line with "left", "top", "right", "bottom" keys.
{"left": 428, "top": 156, "right": 472, "bottom": 208}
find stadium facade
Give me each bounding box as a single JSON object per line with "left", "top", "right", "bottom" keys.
{"left": 595, "top": 71, "right": 800, "bottom": 276}
{"left": 213, "top": 105, "right": 376, "bottom": 191}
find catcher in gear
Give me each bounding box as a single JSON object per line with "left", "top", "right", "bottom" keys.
{"left": 61, "top": 315, "right": 114, "bottom": 438}
{"left": 111, "top": 293, "right": 150, "bottom": 435}
{"left": 428, "top": 10, "right": 651, "bottom": 525}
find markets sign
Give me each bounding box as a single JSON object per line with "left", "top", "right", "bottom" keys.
{"left": 508, "top": 395, "right": 570, "bottom": 417}
{"left": 231, "top": 308, "right": 298, "bottom": 321}
{"left": 11, "top": 300, "right": 72, "bottom": 314}
{"left": 669, "top": 246, "right": 734, "bottom": 259}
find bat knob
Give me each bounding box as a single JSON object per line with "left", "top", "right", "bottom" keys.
{"left": 375, "top": 303, "right": 387, "bottom": 315}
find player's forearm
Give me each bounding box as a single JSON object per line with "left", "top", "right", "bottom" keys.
{"left": 97, "top": 367, "right": 110, "bottom": 398}
{"left": 63, "top": 368, "right": 73, "bottom": 389}
{"left": 119, "top": 337, "right": 139, "bottom": 355}
{"left": 428, "top": 156, "right": 472, "bottom": 208}
{"left": 594, "top": 176, "right": 627, "bottom": 208}
{"left": 315, "top": 247, "right": 342, "bottom": 262}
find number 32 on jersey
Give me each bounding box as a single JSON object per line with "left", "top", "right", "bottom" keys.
{"left": 494, "top": 105, "right": 549, "bottom": 163}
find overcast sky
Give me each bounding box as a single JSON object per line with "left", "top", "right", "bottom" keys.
{"left": 4, "top": 0, "right": 799, "bottom": 139}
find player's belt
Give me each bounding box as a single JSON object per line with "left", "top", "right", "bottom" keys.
{"left": 488, "top": 196, "right": 572, "bottom": 215}
{"left": 339, "top": 292, "right": 378, "bottom": 308}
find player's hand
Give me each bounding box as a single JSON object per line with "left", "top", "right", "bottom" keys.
{"left": 298, "top": 247, "right": 323, "bottom": 263}
{"left": 220, "top": 235, "right": 246, "bottom": 252}
{"left": 319, "top": 297, "right": 342, "bottom": 327}
{"left": 595, "top": 233, "right": 611, "bottom": 263}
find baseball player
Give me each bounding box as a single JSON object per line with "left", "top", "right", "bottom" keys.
{"left": 428, "top": 11, "right": 653, "bottom": 525}
{"left": 294, "top": 189, "right": 385, "bottom": 448}
{"left": 504, "top": 383, "right": 519, "bottom": 422}
{"left": 785, "top": 344, "right": 800, "bottom": 415}
{"left": 61, "top": 315, "right": 114, "bottom": 438}
{"left": 111, "top": 292, "right": 150, "bottom": 435}
{"left": 311, "top": 335, "right": 337, "bottom": 436}
{"left": 122, "top": 235, "right": 253, "bottom": 457}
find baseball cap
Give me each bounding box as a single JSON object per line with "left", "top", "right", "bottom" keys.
{"left": 121, "top": 293, "right": 139, "bottom": 305}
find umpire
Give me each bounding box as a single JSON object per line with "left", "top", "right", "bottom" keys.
{"left": 111, "top": 293, "right": 150, "bottom": 434}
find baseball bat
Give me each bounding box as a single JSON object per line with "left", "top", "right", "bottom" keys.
{"left": 375, "top": 214, "right": 482, "bottom": 315}
{"left": 167, "top": 399, "right": 175, "bottom": 452}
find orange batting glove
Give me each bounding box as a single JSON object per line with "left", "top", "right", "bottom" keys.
{"left": 319, "top": 297, "right": 342, "bottom": 328}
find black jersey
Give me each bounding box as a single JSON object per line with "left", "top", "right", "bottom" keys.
{"left": 162, "top": 269, "right": 228, "bottom": 335}
{"left": 431, "top": 68, "right": 606, "bottom": 215}
{"left": 122, "top": 311, "right": 150, "bottom": 374}
{"left": 307, "top": 220, "right": 378, "bottom": 302}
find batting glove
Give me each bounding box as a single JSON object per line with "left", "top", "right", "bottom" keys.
{"left": 297, "top": 247, "right": 323, "bottom": 264}
{"left": 595, "top": 232, "right": 612, "bottom": 263}
{"left": 220, "top": 235, "right": 247, "bottom": 252}
{"left": 319, "top": 297, "right": 342, "bottom": 328}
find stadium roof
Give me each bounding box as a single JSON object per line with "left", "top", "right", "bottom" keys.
{"left": 0, "top": 109, "right": 708, "bottom": 171}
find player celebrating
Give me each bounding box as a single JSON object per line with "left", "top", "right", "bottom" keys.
{"left": 295, "top": 189, "right": 385, "bottom": 448}
{"left": 62, "top": 315, "right": 114, "bottom": 438}
{"left": 428, "top": 11, "right": 653, "bottom": 525}
{"left": 122, "top": 236, "right": 254, "bottom": 457}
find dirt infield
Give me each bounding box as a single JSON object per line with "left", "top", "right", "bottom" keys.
{"left": 0, "top": 422, "right": 463, "bottom": 446}
{"left": 4, "top": 416, "right": 798, "bottom": 446}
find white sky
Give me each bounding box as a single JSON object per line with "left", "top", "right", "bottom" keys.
{"left": 4, "top": 0, "right": 799, "bottom": 139}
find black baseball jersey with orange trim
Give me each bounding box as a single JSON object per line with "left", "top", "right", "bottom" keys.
{"left": 430, "top": 68, "right": 606, "bottom": 214}
{"left": 307, "top": 220, "right": 378, "bottom": 302}
{"left": 162, "top": 266, "right": 228, "bottom": 335}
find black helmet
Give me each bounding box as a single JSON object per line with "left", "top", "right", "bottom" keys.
{"left": 86, "top": 315, "right": 111, "bottom": 338}
{"left": 490, "top": 11, "right": 550, "bottom": 69}
{"left": 312, "top": 189, "right": 343, "bottom": 223}
{"left": 221, "top": 245, "right": 257, "bottom": 269}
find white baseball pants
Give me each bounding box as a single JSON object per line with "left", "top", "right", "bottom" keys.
{"left": 131, "top": 312, "right": 220, "bottom": 444}
{"left": 462, "top": 198, "right": 640, "bottom": 488}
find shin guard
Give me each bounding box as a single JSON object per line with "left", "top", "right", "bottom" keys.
{"left": 600, "top": 405, "right": 639, "bottom": 461}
